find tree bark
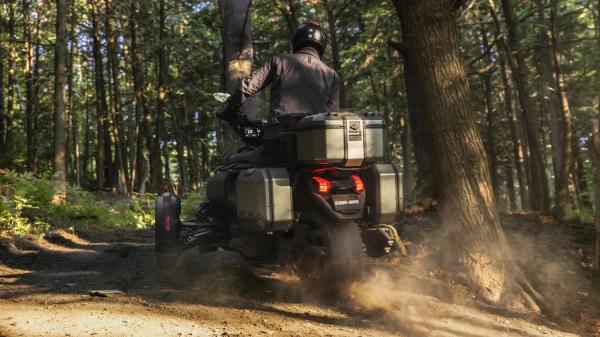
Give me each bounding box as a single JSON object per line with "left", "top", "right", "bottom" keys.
{"left": 4, "top": 1, "right": 16, "bottom": 167}
{"left": 324, "top": 0, "right": 345, "bottom": 108}
{"left": 549, "top": 0, "right": 573, "bottom": 218}
{"left": 23, "top": 0, "right": 36, "bottom": 172}
{"left": 0, "top": 8, "right": 5, "bottom": 165}
{"left": 479, "top": 22, "right": 500, "bottom": 203}
{"left": 105, "top": 0, "right": 129, "bottom": 194}
{"left": 398, "top": 0, "right": 517, "bottom": 303}
{"left": 592, "top": 119, "right": 600, "bottom": 275}
{"left": 68, "top": 0, "right": 80, "bottom": 186}
{"left": 90, "top": 0, "right": 112, "bottom": 190}
{"left": 401, "top": 115, "right": 414, "bottom": 203}
{"left": 274, "top": 0, "right": 299, "bottom": 37}
{"left": 534, "top": 0, "right": 562, "bottom": 195}
{"left": 218, "top": 0, "right": 254, "bottom": 157}
{"left": 500, "top": 0, "right": 550, "bottom": 211}
{"left": 148, "top": 0, "right": 167, "bottom": 193}
{"left": 501, "top": 54, "right": 529, "bottom": 210}
{"left": 53, "top": 0, "right": 68, "bottom": 203}
{"left": 592, "top": 0, "right": 600, "bottom": 276}
{"left": 129, "top": 0, "right": 148, "bottom": 192}
{"left": 391, "top": 0, "right": 434, "bottom": 200}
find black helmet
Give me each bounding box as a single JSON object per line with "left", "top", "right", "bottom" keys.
{"left": 292, "top": 21, "right": 327, "bottom": 57}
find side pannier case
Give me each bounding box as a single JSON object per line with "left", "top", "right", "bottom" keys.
{"left": 236, "top": 168, "right": 293, "bottom": 232}
{"left": 361, "top": 164, "right": 403, "bottom": 224}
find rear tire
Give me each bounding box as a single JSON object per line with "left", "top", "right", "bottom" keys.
{"left": 155, "top": 193, "right": 181, "bottom": 278}
{"left": 297, "top": 222, "right": 363, "bottom": 296}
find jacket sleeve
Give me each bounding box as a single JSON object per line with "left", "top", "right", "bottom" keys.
{"left": 227, "top": 57, "right": 277, "bottom": 112}
{"left": 327, "top": 72, "right": 341, "bottom": 112}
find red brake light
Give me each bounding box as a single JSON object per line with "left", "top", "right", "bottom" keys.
{"left": 312, "top": 176, "right": 331, "bottom": 194}
{"left": 352, "top": 175, "right": 364, "bottom": 193}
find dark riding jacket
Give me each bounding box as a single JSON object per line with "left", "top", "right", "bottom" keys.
{"left": 228, "top": 47, "right": 340, "bottom": 121}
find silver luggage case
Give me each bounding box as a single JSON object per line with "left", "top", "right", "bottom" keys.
{"left": 362, "top": 163, "right": 403, "bottom": 224}
{"left": 236, "top": 167, "right": 293, "bottom": 232}
{"left": 295, "top": 112, "right": 386, "bottom": 167}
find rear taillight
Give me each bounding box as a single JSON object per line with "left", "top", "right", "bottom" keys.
{"left": 312, "top": 176, "right": 332, "bottom": 194}
{"left": 352, "top": 175, "right": 364, "bottom": 193}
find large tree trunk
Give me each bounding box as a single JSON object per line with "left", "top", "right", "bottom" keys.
{"left": 501, "top": 0, "right": 550, "bottom": 211}
{"left": 390, "top": 0, "right": 434, "bottom": 200}
{"left": 218, "top": 0, "right": 254, "bottom": 157}
{"left": 549, "top": 0, "right": 573, "bottom": 218}
{"left": 399, "top": 1, "right": 545, "bottom": 311}
{"left": 398, "top": 0, "right": 515, "bottom": 303}
{"left": 53, "top": 0, "right": 68, "bottom": 203}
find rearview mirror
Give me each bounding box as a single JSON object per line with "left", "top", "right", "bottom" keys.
{"left": 213, "top": 92, "right": 230, "bottom": 103}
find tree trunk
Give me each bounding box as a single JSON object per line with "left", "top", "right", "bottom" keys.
{"left": 53, "top": 0, "right": 68, "bottom": 203}
{"left": 274, "top": 0, "right": 299, "bottom": 37}
{"left": 90, "top": 0, "right": 111, "bottom": 190}
{"left": 500, "top": 0, "right": 550, "bottom": 212}
{"left": 592, "top": 0, "right": 600, "bottom": 276}
{"left": 534, "top": 0, "right": 562, "bottom": 194}
{"left": 401, "top": 115, "right": 414, "bottom": 203}
{"left": 549, "top": 0, "right": 573, "bottom": 218}
{"left": 68, "top": 0, "right": 80, "bottom": 186}
{"left": 218, "top": 0, "right": 254, "bottom": 157}
{"left": 148, "top": 0, "right": 167, "bottom": 193}
{"left": 479, "top": 22, "right": 500, "bottom": 203}
{"left": 398, "top": 0, "right": 518, "bottom": 303}
{"left": 324, "top": 0, "right": 345, "bottom": 108}
{"left": 572, "top": 134, "right": 591, "bottom": 209}
{"left": 23, "top": 0, "right": 36, "bottom": 172}
{"left": 391, "top": 0, "right": 434, "bottom": 200}
{"left": 592, "top": 119, "right": 600, "bottom": 275}
{"left": 3, "top": 1, "right": 16, "bottom": 167}
{"left": 0, "top": 8, "right": 4, "bottom": 166}
{"left": 129, "top": 0, "right": 147, "bottom": 192}
{"left": 105, "top": 0, "right": 129, "bottom": 194}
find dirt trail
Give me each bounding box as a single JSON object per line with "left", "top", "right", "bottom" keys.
{"left": 0, "top": 215, "right": 595, "bottom": 337}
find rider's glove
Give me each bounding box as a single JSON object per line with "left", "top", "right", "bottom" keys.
{"left": 216, "top": 101, "right": 236, "bottom": 123}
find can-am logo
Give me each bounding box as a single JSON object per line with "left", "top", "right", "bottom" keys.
{"left": 334, "top": 199, "right": 360, "bottom": 206}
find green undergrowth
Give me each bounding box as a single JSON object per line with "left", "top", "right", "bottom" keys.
{"left": 0, "top": 171, "right": 208, "bottom": 237}
{"left": 0, "top": 171, "right": 156, "bottom": 236}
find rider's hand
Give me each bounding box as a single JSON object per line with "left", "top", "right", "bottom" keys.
{"left": 216, "top": 101, "right": 234, "bottom": 122}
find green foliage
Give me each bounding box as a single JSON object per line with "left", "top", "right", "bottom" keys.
{"left": 181, "top": 191, "right": 207, "bottom": 218}
{"left": 0, "top": 171, "right": 154, "bottom": 236}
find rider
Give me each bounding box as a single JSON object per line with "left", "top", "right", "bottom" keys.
{"left": 219, "top": 22, "right": 340, "bottom": 260}
{"left": 219, "top": 21, "right": 340, "bottom": 125}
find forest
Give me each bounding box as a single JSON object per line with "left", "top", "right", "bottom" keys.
{"left": 1, "top": 0, "right": 600, "bottom": 336}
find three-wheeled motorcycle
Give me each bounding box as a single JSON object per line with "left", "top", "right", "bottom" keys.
{"left": 155, "top": 97, "right": 404, "bottom": 290}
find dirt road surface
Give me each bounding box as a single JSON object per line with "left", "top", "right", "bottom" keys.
{"left": 0, "top": 215, "right": 595, "bottom": 337}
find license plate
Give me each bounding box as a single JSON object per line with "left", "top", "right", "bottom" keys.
{"left": 331, "top": 194, "right": 361, "bottom": 212}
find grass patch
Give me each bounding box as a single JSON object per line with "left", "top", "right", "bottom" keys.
{"left": 0, "top": 171, "right": 154, "bottom": 236}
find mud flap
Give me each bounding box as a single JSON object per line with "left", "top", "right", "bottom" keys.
{"left": 155, "top": 193, "right": 181, "bottom": 265}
